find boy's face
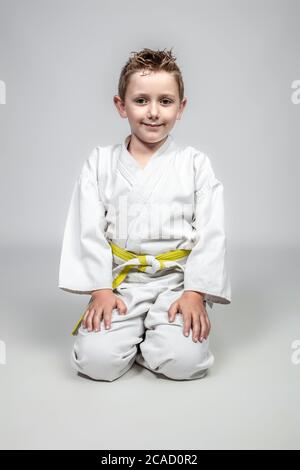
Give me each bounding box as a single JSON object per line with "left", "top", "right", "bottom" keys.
{"left": 114, "top": 70, "right": 187, "bottom": 143}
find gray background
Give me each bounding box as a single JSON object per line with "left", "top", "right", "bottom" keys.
{"left": 0, "top": 0, "right": 299, "bottom": 449}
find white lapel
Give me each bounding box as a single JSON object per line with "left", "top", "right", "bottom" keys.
{"left": 117, "top": 133, "right": 178, "bottom": 203}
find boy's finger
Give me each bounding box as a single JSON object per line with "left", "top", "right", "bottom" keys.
{"left": 117, "top": 298, "right": 127, "bottom": 314}
{"left": 103, "top": 310, "right": 112, "bottom": 330}
{"left": 168, "top": 302, "right": 178, "bottom": 322}
{"left": 199, "top": 315, "right": 208, "bottom": 341}
{"left": 85, "top": 309, "right": 95, "bottom": 331}
{"left": 206, "top": 320, "right": 210, "bottom": 338}
{"left": 93, "top": 311, "right": 102, "bottom": 332}
{"left": 207, "top": 316, "right": 211, "bottom": 336}
{"left": 183, "top": 314, "right": 191, "bottom": 337}
{"left": 81, "top": 308, "right": 91, "bottom": 327}
{"left": 81, "top": 313, "right": 87, "bottom": 328}
{"left": 191, "top": 315, "right": 201, "bottom": 342}
{"left": 204, "top": 315, "right": 211, "bottom": 338}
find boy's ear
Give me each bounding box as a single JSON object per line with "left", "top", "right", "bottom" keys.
{"left": 113, "top": 95, "right": 127, "bottom": 118}
{"left": 177, "top": 97, "right": 187, "bottom": 119}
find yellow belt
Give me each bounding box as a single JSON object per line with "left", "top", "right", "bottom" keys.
{"left": 71, "top": 241, "right": 191, "bottom": 336}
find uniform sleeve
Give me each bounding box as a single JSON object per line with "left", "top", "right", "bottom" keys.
{"left": 58, "top": 147, "right": 113, "bottom": 295}
{"left": 183, "top": 152, "right": 231, "bottom": 308}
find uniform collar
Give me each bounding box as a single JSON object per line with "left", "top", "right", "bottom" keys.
{"left": 121, "top": 133, "right": 176, "bottom": 171}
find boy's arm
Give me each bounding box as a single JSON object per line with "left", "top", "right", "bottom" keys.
{"left": 58, "top": 147, "right": 113, "bottom": 295}
{"left": 183, "top": 152, "right": 231, "bottom": 308}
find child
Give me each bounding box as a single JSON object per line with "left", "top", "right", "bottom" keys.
{"left": 58, "top": 47, "right": 231, "bottom": 382}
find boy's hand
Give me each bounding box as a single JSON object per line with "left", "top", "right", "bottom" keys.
{"left": 82, "top": 289, "right": 127, "bottom": 332}
{"left": 168, "top": 291, "right": 211, "bottom": 343}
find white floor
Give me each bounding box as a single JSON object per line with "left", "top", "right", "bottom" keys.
{"left": 0, "top": 243, "right": 299, "bottom": 450}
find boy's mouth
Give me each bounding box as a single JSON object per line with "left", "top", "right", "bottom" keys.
{"left": 143, "top": 123, "right": 163, "bottom": 128}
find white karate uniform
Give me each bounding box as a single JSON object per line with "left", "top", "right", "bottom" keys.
{"left": 58, "top": 133, "right": 231, "bottom": 381}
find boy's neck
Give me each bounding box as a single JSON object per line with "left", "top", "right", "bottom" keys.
{"left": 127, "top": 133, "right": 169, "bottom": 166}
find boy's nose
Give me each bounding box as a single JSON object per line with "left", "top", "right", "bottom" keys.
{"left": 147, "top": 106, "right": 159, "bottom": 118}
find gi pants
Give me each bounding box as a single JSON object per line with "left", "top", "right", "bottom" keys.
{"left": 70, "top": 269, "right": 215, "bottom": 382}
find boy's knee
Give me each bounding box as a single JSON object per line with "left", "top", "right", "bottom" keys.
{"left": 160, "top": 345, "right": 214, "bottom": 380}
{"left": 142, "top": 329, "right": 214, "bottom": 380}
{"left": 71, "top": 334, "right": 135, "bottom": 382}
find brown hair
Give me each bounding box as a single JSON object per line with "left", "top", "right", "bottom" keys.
{"left": 117, "top": 47, "right": 184, "bottom": 102}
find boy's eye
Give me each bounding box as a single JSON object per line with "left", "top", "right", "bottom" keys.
{"left": 134, "top": 98, "right": 173, "bottom": 105}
